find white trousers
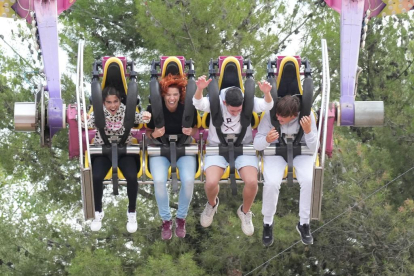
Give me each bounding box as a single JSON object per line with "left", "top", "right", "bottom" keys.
{"left": 262, "top": 155, "right": 313, "bottom": 225}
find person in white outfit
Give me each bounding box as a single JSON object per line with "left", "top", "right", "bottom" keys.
{"left": 253, "top": 95, "right": 317, "bottom": 246}
{"left": 193, "top": 75, "right": 273, "bottom": 236}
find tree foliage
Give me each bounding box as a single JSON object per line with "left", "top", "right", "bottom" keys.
{"left": 0, "top": 0, "right": 413, "bottom": 275}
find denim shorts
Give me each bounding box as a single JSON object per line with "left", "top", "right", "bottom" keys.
{"left": 204, "top": 155, "right": 258, "bottom": 171}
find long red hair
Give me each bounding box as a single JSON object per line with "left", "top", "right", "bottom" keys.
{"left": 159, "top": 74, "right": 187, "bottom": 104}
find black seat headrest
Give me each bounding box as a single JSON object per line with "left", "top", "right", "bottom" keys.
{"left": 278, "top": 61, "right": 300, "bottom": 98}
{"left": 220, "top": 62, "right": 241, "bottom": 91}
{"left": 105, "top": 63, "right": 127, "bottom": 104}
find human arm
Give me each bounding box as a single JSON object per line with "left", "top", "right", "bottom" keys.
{"left": 182, "top": 127, "right": 197, "bottom": 136}
{"left": 146, "top": 126, "right": 165, "bottom": 139}
{"left": 193, "top": 75, "right": 212, "bottom": 112}
{"left": 257, "top": 80, "right": 273, "bottom": 103}
{"left": 80, "top": 113, "right": 95, "bottom": 129}
{"left": 254, "top": 112, "right": 277, "bottom": 151}
{"left": 252, "top": 81, "right": 274, "bottom": 112}
{"left": 302, "top": 113, "right": 318, "bottom": 152}
{"left": 135, "top": 110, "right": 151, "bottom": 124}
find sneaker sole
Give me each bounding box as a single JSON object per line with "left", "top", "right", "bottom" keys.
{"left": 200, "top": 219, "right": 213, "bottom": 228}
{"left": 296, "top": 225, "right": 313, "bottom": 245}
{"left": 263, "top": 239, "right": 274, "bottom": 247}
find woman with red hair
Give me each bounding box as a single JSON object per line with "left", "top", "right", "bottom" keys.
{"left": 146, "top": 74, "right": 198, "bottom": 240}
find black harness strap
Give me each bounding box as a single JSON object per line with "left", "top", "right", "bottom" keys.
{"left": 110, "top": 137, "right": 119, "bottom": 195}
{"left": 294, "top": 77, "right": 313, "bottom": 145}
{"left": 149, "top": 77, "right": 168, "bottom": 145}
{"left": 169, "top": 136, "right": 179, "bottom": 193}
{"left": 235, "top": 77, "right": 254, "bottom": 147}
{"left": 178, "top": 76, "right": 197, "bottom": 146}
{"left": 228, "top": 137, "right": 236, "bottom": 195}
{"left": 91, "top": 79, "right": 110, "bottom": 146}
{"left": 286, "top": 136, "right": 294, "bottom": 185}
{"left": 208, "top": 78, "right": 227, "bottom": 146}
{"left": 119, "top": 74, "right": 138, "bottom": 145}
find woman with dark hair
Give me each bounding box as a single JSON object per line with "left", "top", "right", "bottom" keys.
{"left": 83, "top": 86, "right": 151, "bottom": 233}
{"left": 146, "top": 74, "right": 198, "bottom": 240}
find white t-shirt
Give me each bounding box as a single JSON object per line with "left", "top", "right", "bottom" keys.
{"left": 193, "top": 87, "right": 273, "bottom": 145}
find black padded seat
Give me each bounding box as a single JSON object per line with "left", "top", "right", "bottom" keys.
{"left": 278, "top": 61, "right": 301, "bottom": 98}
{"left": 165, "top": 62, "right": 181, "bottom": 76}
{"left": 104, "top": 62, "right": 127, "bottom": 104}
{"left": 220, "top": 62, "right": 242, "bottom": 90}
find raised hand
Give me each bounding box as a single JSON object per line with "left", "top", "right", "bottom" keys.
{"left": 196, "top": 75, "right": 212, "bottom": 90}
{"left": 257, "top": 80, "right": 272, "bottom": 95}
{"left": 300, "top": 116, "right": 311, "bottom": 134}
{"left": 266, "top": 127, "right": 279, "bottom": 143}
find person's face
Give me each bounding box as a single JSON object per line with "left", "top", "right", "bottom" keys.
{"left": 104, "top": 95, "right": 121, "bottom": 115}
{"left": 276, "top": 114, "right": 296, "bottom": 125}
{"left": 225, "top": 103, "right": 242, "bottom": 116}
{"left": 164, "top": 87, "right": 180, "bottom": 110}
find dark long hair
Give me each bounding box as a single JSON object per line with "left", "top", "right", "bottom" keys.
{"left": 102, "top": 86, "right": 121, "bottom": 102}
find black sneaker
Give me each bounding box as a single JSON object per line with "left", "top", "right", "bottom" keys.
{"left": 262, "top": 224, "right": 274, "bottom": 247}
{"left": 296, "top": 222, "right": 313, "bottom": 245}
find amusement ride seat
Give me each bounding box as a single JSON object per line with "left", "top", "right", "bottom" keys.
{"left": 262, "top": 56, "right": 318, "bottom": 183}
{"left": 202, "top": 56, "right": 260, "bottom": 195}
{"left": 84, "top": 57, "right": 143, "bottom": 192}
{"left": 143, "top": 56, "right": 202, "bottom": 191}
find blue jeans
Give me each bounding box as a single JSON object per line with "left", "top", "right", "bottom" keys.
{"left": 150, "top": 155, "right": 196, "bottom": 221}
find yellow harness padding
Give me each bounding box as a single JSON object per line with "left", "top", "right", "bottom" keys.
{"left": 201, "top": 113, "right": 209, "bottom": 129}
{"left": 161, "top": 56, "right": 184, "bottom": 78}
{"left": 277, "top": 56, "right": 303, "bottom": 95}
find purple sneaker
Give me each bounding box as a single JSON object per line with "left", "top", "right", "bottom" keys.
{"left": 175, "top": 218, "right": 186, "bottom": 238}
{"left": 161, "top": 220, "right": 173, "bottom": 240}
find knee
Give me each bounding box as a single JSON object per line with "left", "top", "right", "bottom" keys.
{"left": 244, "top": 177, "right": 258, "bottom": 188}
{"left": 264, "top": 181, "right": 281, "bottom": 191}
{"left": 205, "top": 180, "right": 218, "bottom": 191}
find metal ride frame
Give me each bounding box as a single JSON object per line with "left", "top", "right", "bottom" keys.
{"left": 73, "top": 49, "right": 330, "bottom": 222}
{"left": 12, "top": 0, "right": 406, "bottom": 221}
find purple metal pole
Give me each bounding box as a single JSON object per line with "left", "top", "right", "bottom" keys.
{"left": 339, "top": 0, "right": 364, "bottom": 126}
{"left": 324, "top": 1, "right": 385, "bottom": 18}
{"left": 34, "top": 0, "right": 63, "bottom": 138}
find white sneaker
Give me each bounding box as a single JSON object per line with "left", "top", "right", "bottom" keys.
{"left": 237, "top": 205, "right": 254, "bottom": 236}
{"left": 126, "top": 211, "right": 138, "bottom": 233}
{"left": 200, "top": 197, "right": 219, "bottom": 227}
{"left": 91, "top": 211, "right": 104, "bottom": 231}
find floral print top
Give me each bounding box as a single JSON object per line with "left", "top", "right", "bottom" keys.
{"left": 84, "top": 103, "right": 150, "bottom": 145}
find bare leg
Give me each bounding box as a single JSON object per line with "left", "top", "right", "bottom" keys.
{"left": 238, "top": 166, "right": 258, "bottom": 213}
{"left": 204, "top": 165, "right": 225, "bottom": 206}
